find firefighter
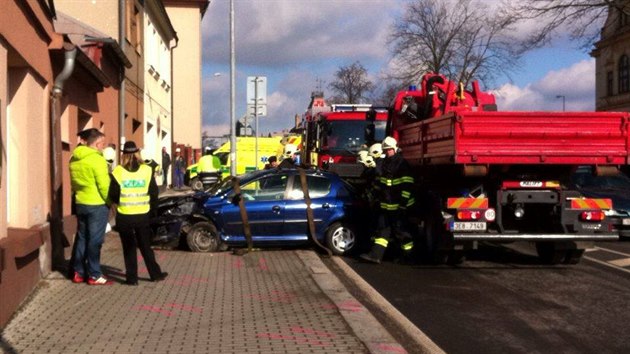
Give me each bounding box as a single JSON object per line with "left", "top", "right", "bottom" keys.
{"left": 360, "top": 136, "right": 415, "bottom": 264}
{"left": 278, "top": 143, "right": 299, "bottom": 169}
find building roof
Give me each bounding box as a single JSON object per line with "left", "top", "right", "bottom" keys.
{"left": 163, "top": 0, "right": 211, "bottom": 17}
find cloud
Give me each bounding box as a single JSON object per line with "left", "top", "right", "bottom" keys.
{"left": 201, "top": 0, "right": 395, "bottom": 67}
{"left": 494, "top": 59, "right": 595, "bottom": 111}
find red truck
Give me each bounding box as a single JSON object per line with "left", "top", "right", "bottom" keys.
{"left": 302, "top": 91, "right": 388, "bottom": 178}
{"left": 381, "top": 73, "right": 627, "bottom": 264}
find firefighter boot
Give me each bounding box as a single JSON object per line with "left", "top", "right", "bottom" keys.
{"left": 359, "top": 244, "right": 386, "bottom": 264}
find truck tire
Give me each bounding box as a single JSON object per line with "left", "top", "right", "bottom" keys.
{"left": 563, "top": 249, "right": 585, "bottom": 265}
{"left": 535, "top": 242, "right": 567, "bottom": 265}
{"left": 190, "top": 177, "right": 203, "bottom": 191}
{"left": 186, "top": 222, "right": 220, "bottom": 252}
{"left": 420, "top": 214, "right": 448, "bottom": 264}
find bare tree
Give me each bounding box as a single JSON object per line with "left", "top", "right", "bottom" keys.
{"left": 504, "top": 0, "right": 628, "bottom": 51}
{"left": 388, "top": 0, "right": 522, "bottom": 88}
{"left": 328, "top": 61, "right": 375, "bottom": 104}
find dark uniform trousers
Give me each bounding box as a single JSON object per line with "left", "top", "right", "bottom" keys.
{"left": 116, "top": 214, "right": 163, "bottom": 282}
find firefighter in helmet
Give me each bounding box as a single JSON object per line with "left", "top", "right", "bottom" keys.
{"left": 279, "top": 143, "right": 299, "bottom": 169}
{"left": 360, "top": 136, "right": 415, "bottom": 264}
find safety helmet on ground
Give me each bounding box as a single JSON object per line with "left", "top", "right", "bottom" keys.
{"left": 103, "top": 146, "right": 116, "bottom": 163}
{"left": 364, "top": 155, "right": 376, "bottom": 168}
{"left": 283, "top": 143, "right": 297, "bottom": 159}
{"left": 382, "top": 136, "right": 398, "bottom": 151}
{"left": 140, "top": 149, "right": 152, "bottom": 163}
{"left": 369, "top": 143, "right": 383, "bottom": 159}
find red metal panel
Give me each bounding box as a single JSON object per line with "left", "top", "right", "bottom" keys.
{"left": 399, "top": 111, "right": 630, "bottom": 166}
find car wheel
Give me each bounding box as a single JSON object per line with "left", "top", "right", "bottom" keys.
{"left": 325, "top": 222, "right": 356, "bottom": 256}
{"left": 186, "top": 222, "right": 220, "bottom": 252}
{"left": 190, "top": 177, "right": 204, "bottom": 191}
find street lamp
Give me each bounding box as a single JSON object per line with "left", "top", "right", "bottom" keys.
{"left": 556, "top": 95, "right": 566, "bottom": 112}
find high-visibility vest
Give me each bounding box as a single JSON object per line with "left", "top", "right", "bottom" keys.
{"left": 112, "top": 164, "right": 152, "bottom": 215}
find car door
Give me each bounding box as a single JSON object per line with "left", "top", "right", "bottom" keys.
{"left": 283, "top": 174, "right": 336, "bottom": 239}
{"left": 219, "top": 174, "right": 288, "bottom": 240}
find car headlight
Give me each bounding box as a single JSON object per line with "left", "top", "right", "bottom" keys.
{"left": 169, "top": 201, "right": 196, "bottom": 216}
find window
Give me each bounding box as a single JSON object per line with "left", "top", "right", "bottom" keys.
{"left": 607, "top": 71, "right": 614, "bottom": 96}
{"left": 619, "top": 55, "right": 629, "bottom": 94}
{"left": 126, "top": 1, "right": 142, "bottom": 53}
{"left": 239, "top": 175, "right": 288, "bottom": 201}
{"left": 288, "top": 175, "right": 331, "bottom": 199}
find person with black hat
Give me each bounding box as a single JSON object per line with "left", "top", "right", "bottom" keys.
{"left": 69, "top": 128, "right": 112, "bottom": 285}
{"left": 108, "top": 141, "right": 167, "bottom": 285}
{"left": 264, "top": 155, "right": 278, "bottom": 169}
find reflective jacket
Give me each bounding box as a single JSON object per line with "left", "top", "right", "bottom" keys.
{"left": 69, "top": 145, "right": 110, "bottom": 205}
{"left": 375, "top": 153, "right": 415, "bottom": 212}
{"left": 112, "top": 164, "right": 153, "bottom": 215}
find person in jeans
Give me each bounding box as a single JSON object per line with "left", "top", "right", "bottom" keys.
{"left": 109, "top": 141, "right": 167, "bottom": 285}
{"left": 69, "top": 128, "right": 112, "bottom": 285}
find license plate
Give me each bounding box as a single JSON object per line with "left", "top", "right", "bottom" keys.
{"left": 623, "top": 218, "right": 630, "bottom": 226}
{"left": 451, "top": 222, "right": 486, "bottom": 231}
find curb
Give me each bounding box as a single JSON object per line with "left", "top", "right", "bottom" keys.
{"left": 329, "top": 256, "right": 445, "bottom": 354}
{"left": 296, "top": 250, "right": 408, "bottom": 354}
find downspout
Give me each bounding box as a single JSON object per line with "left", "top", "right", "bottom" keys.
{"left": 170, "top": 38, "right": 178, "bottom": 188}
{"left": 50, "top": 43, "right": 77, "bottom": 270}
{"left": 119, "top": 0, "right": 126, "bottom": 151}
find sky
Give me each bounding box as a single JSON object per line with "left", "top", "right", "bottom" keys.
{"left": 200, "top": 0, "right": 600, "bottom": 138}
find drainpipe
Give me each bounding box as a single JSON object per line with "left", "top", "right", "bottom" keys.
{"left": 119, "top": 0, "right": 126, "bottom": 151}
{"left": 170, "top": 38, "right": 178, "bottom": 188}
{"left": 50, "top": 43, "right": 77, "bottom": 271}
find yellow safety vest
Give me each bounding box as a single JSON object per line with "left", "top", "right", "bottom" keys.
{"left": 112, "top": 164, "right": 152, "bottom": 215}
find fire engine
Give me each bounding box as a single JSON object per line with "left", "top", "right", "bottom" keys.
{"left": 302, "top": 91, "right": 388, "bottom": 178}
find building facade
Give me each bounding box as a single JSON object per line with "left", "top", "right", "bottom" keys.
{"left": 0, "top": 0, "right": 127, "bottom": 328}
{"left": 591, "top": 3, "right": 630, "bottom": 112}
{"left": 144, "top": 1, "right": 177, "bottom": 186}
{"left": 164, "top": 0, "right": 210, "bottom": 151}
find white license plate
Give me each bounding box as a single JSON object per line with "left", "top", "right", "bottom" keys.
{"left": 451, "top": 222, "right": 487, "bottom": 231}
{"left": 622, "top": 218, "right": 630, "bottom": 226}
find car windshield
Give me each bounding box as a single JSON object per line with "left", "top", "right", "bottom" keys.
{"left": 324, "top": 120, "right": 386, "bottom": 152}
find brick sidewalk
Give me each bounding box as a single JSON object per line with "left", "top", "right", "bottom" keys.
{"left": 0, "top": 233, "right": 406, "bottom": 354}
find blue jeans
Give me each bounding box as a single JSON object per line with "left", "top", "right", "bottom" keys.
{"left": 73, "top": 204, "right": 109, "bottom": 278}
{"left": 174, "top": 169, "right": 184, "bottom": 188}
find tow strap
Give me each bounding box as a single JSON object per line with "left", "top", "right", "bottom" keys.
{"left": 232, "top": 177, "right": 253, "bottom": 254}
{"left": 298, "top": 168, "right": 332, "bottom": 257}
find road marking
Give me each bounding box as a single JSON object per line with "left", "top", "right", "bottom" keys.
{"left": 592, "top": 246, "right": 630, "bottom": 258}
{"left": 609, "top": 258, "right": 630, "bottom": 267}
{"left": 584, "top": 255, "right": 630, "bottom": 275}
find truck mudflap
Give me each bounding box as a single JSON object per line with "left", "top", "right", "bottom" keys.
{"left": 452, "top": 233, "right": 619, "bottom": 241}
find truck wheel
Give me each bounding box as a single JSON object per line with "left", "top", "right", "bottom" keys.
{"left": 563, "top": 249, "right": 585, "bottom": 264}
{"left": 186, "top": 222, "right": 220, "bottom": 252}
{"left": 190, "top": 177, "right": 203, "bottom": 191}
{"left": 326, "top": 221, "right": 357, "bottom": 256}
{"left": 535, "top": 242, "right": 566, "bottom": 265}
{"left": 420, "top": 215, "right": 448, "bottom": 264}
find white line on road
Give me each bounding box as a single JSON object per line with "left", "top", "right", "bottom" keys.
{"left": 592, "top": 246, "right": 630, "bottom": 258}
{"left": 584, "top": 255, "right": 630, "bottom": 275}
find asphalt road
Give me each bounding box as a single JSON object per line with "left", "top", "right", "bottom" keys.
{"left": 340, "top": 241, "right": 630, "bottom": 354}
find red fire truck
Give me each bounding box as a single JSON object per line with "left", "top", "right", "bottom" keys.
{"left": 302, "top": 91, "right": 388, "bottom": 178}
{"left": 381, "top": 73, "right": 627, "bottom": 264}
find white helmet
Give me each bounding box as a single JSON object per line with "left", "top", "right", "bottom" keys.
{"left": 140, "top": 149, "right": 152, "bottom": 163}
{"left": 369, "top": 143, "right": 383, "bottom": 159}
{"left": 357, "top": 150, "right": 376, "bottom": 168}
{"left": 103, "top": 146, "right": 116, "bottom": 163}
{"left": 382, "top": 136, "right": 398, "bottom": 151}
{"left": 283, "top": 143, "right": 297, "bottom": 159}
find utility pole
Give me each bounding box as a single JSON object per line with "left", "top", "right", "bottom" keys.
{"left": 229, "top": 0, "right": 236, "bottom": 176}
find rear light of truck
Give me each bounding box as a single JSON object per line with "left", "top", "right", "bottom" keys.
{"left": 457, "top": 210, "right": 481, "bottom": 220}
{"left": 580, "top": 211, "right": 606, "bottom": 222}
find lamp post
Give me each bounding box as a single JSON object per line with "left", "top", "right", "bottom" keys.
{"left": 229, "top": 0, "right": 236, "bottom": 176}
{"left": 556, "top": 95, "right": 566, "bottom": 112}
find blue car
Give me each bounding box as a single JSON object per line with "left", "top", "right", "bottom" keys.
{"left": 184, "top": 168, "right": 368, "bottom": 255}
{"left": 571, "top": 166, "right": 630, "bottom": 238}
